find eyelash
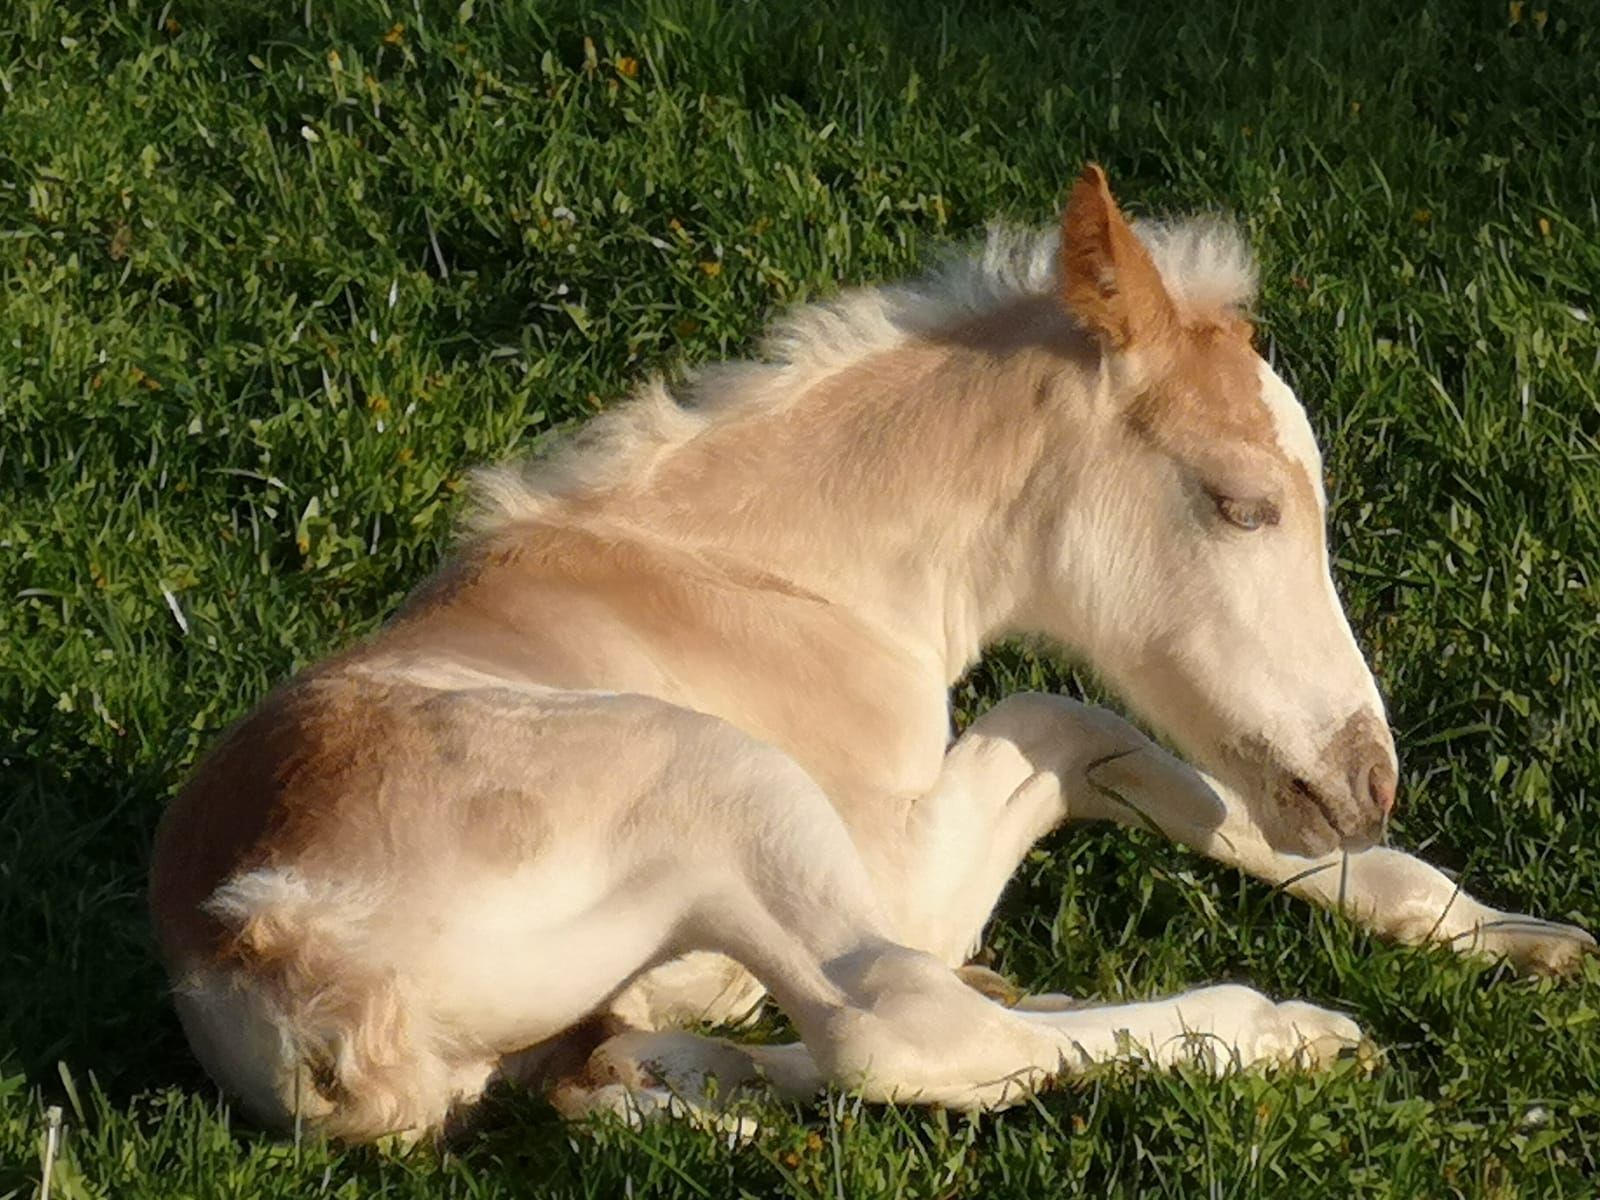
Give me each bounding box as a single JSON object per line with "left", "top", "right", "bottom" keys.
{"left": 1211, "top": 493, "right": 1281, "bottom": 531}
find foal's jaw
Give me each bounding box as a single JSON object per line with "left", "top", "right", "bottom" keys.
{"left": 1047, "top": 164, "right": 1396, "bottom": 857}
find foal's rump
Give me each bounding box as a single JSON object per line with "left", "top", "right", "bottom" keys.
{"left": 149, "top": 664, "right": 739, "bottom": 1138}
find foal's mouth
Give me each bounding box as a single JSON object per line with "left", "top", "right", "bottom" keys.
{"left": 1287, "top": 776, "right": 1342, "bottom": 834}
{"left": 1277, "top": 775, "right": 1385, "bottom": 856}
{"left": 1211, "top": 737, "right": 1386, "bottom": 857}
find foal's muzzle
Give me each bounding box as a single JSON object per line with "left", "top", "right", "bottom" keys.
{"left": 1262, "top": 720, "right": 1397, "bottom": 856}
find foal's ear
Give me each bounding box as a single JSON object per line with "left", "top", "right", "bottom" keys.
{"left": 1058, "top": 164, "right": 1177, "bottom": 349}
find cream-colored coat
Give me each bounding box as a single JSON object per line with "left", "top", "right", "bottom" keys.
{"left": 149, "top": 166, "right": 1593, "bottom": 1141}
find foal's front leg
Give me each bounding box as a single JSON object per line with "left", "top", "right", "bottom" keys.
{"left": 1081, "top": 738, "right": 1597, "bottom": 976}
{"left": 878, "top": 692, "right": 1229, "bottom": 967}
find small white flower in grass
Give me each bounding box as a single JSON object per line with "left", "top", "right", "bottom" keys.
{"left": 1569, "top": 307, "right": 1589, "bottom": 323}
{"left": 161, "top": 585, "right": 189, "bottom": 635}
{"left": 551, "top": 205, "right": 575, "bottom": 223}
{"left": 301, "top": 124, "right": 320, "bottom": 143}
{"left": 388, "top": 278, "right": 399, "bottom": 309}
{"left": 40, "top": 1106, "right": 62, "bottom": 1200}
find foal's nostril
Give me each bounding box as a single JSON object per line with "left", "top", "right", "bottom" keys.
{"left": 1363, "top": 757, "right": 1398, "bottom": 816}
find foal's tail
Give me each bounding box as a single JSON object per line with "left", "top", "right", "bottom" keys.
{"left": 174, "top": 867, "right": 461, "bottom": 1141}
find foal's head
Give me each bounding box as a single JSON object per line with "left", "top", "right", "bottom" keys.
{"left": 1043, "top": 166, "right": 1394, "bottom": 856}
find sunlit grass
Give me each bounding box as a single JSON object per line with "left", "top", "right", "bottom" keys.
{"left": 2, "top": 1, "right": 1597, "bottom": 1195}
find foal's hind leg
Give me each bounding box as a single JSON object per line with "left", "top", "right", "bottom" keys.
{"left": 548, "top": 1029, "right": 819, "bottom": 1132}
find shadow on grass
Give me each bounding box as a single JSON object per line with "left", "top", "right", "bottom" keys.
{"left": 0, "top": 720, "right": 204, "bottom": 1106}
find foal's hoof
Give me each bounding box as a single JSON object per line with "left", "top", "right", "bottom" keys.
{"left": 955, "top": 965, "right": 1024, "bottom": 1007}
{"left": 1468, "top": 916, "right": 1598, "bottom": 978}
{"left": 955, "top": 965, "right": 1085, "bottom": 1012}
{"left": 1271, "top": 1001, "right": 1367, "bottom": 1070}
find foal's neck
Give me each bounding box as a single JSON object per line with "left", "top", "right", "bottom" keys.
{"left": 589, "top": 296, "right": 1093, "bottom": 681}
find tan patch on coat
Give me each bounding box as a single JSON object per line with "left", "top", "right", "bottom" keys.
{"left": 148, "top": 669, "right": 557, "bottom": 968}
{"left": 460, "top": 785, "right": 548, "bottom": 867}
{"left": 150, "top": 672, "right": 397, "bottom": 966}
{"left": 1127, "top": 320, "right": 1273, "bottom": 454}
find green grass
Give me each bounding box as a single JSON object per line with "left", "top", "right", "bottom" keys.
{"left": 3, "top": 0, "right": 1599, "bottom": 1195}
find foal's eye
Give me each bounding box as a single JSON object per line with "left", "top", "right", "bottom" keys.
{"left": 1210, "top": 493, "right": 1280, "bottom": 531}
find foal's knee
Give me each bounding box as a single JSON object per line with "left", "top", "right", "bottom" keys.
{"left": 969, "top": 692, "right": 1154, "bottom": 766}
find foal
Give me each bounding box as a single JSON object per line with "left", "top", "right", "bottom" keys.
{"left": 150, "top": 165, "right": 1593, "bottom": 1140}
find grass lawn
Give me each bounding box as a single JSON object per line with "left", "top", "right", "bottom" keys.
{"left": 3, "top": 0, "right": 1599, "bottom": 1195}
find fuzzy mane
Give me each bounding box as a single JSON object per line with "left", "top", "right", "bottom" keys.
{"left": 468, "top": 217, "right": 1256, "bottom": 534}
